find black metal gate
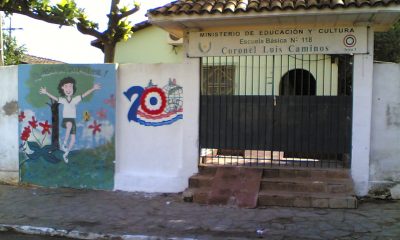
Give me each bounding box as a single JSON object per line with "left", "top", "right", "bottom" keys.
{"left": 199, "top": 55, "right": 353, "bottom": 168}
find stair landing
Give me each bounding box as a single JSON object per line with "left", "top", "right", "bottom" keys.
{"left": 184, "top": 166, "right": 357, "bottom": 209}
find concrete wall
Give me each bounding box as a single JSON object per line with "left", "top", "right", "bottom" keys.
{"left": 370, "top": 62, "right": 400, "bottom": 188}
{"left": 1, "top": 61, "right": 398, "bottom": 194}
{"left": 0, "top": 66, "right": 19, "bottom": 183}
{"left": 1, "top": 62, "right": 202, "bottom": 192}
{"left": 115, "top": 25, "right": 184, "bottom": 64}
{"left": 115, "top": 59, "right": 199, "bottom": 192}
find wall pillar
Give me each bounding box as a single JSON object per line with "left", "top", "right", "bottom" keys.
{"left": 115, "top": 61, "right": 199, "bottom": 193}
{"left": 351, "top": 27, "right": 374, "bottom": 196}
{"left": 0, "top": 66, "right": 19, "bottom": 184}
{"left": 181, "top": 57, "right": 200, "bottom": 179}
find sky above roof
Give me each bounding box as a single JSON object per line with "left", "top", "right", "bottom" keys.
{"left": 9, "top": 0, "right": 172, "bottom": 63}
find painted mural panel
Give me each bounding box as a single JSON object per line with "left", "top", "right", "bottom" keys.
{"left": 18, "top": 64, "right": 116, "bottom": 190}
{"left": 124, "top": 78, "right": 183, "bottom": 127}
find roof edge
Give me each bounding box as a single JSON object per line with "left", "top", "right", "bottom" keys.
{"left": 149, "top": 6, "right": 400, "bottom": 22}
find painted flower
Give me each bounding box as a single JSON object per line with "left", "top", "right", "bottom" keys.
{"left": 28, "top": 116, "right": 38, "bottom": 129}
{"left": 23, "top": 126, "right": 31, "bottom": 134}
{"left": 96, "top": 108, "right": 107, "bottom": 119}
{"left": 18, "top": 111, "right": 25, "bottom": 122}
{"left": 88, "top": 120, "right": 102, "bottom": 135}
{"left": 21, "top": 132, "right": 30, "bottom": 141}
{"left": 39, "top": 120, "right": 52, "bottom": 135}
{"left": 21, "top": 126, "right": 31, "bottom": 141}
{"left": 104, "top": 94, "right": 116, "bottom": 108}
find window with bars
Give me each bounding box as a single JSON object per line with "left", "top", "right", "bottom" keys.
{"left": 201, "top": 65, "right": 235, "bottom": 95}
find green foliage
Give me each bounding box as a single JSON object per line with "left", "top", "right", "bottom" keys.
{"left": 0, "top": 0, "right": 96, "bottom": 26}
{"left": 374, "top": 21, "right": 400, "bottom": 63}
{"left": 118, "top": 19, "right": 133, "bottom": 41}
{"left": 26, "top": 65, "right": 95, "bottom": 108}
{"left": 3, "top": 33, "right": 27, "bottom": 65}
{"left": 0, "top": 0, "right": 139, "bottom": 62}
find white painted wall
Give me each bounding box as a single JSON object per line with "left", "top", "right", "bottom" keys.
{"left": 370, "top": 62, "right": 400, "bottom": 188}
{"left": 351, "top": 27, "right": 374, "bottom": 196}
{"left": 115, "top": 60, "right": 199, "bottom": 192}
{"left": 0, "top": 66, "right": 19, "bottom": 183}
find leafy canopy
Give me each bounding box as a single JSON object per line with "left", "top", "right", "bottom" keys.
{"left": 3, "top": 32, "right": 27, "bottom": 65}
{"left": 0, "top": 0, "right": 140, "bottom": 62}
{"left": 374, "top": 20, "right": 400, "bottom": 63}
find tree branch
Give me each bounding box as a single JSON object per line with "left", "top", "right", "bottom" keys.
{"left": 118, "top": 7, "right": 139, "bottom": 20}
{"left": 110, "top": 0, "right": 120, "bottom": 16}
{"left": 0, "top": 0, "right": 140, "bottom": 63}
{"left": 0, "top": 7, "right": 70, "bottom": 26}
{"left": 76, "top": 22, "right": 104, "bottom": 40}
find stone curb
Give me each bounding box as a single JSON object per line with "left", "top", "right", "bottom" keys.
{"left": 0, "top": 224, "right": 196, "bottom": 240}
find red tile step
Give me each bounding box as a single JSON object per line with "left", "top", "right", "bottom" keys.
{"left": 260, "top": 177, "right": 354, "bottom": 194}
{"left": 258, "top": 191, "right": 357, "bottom": 209}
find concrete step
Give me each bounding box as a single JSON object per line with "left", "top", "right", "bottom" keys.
{"left": 260, "top": 178, "right": 354, "bottom": 194}
{"left": 258, "top": 191, "right": 357, "bottom": 208}
{"left": 188, "top": 166, "right": 357, "bottom": 208}
{"left": 183, "top": 187, "right": 211, "bottom": 204}
{"left": 188, "top": 174, "right": 213, "bottom": 188}
{"left": 198, "top": 166, "right": 219, "bottom": 176}
{"left": 192, "top": 187, "right": 211, "bottom": 204}
{"left": 200, "top": 166, "right": 351, "bottom": 179}
{"left": 263, "top": 167, "right": 351, "bottom": 179}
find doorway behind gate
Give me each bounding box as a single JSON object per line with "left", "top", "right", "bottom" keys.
{"left": 199, "top": 54, "right": 353, "bottom": 168}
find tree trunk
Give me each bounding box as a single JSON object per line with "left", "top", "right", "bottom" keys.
{"left": 103, "top": 43, "right": 116, "bottom": 63}
{"left": 50, "top": 101, "right": 60, "bottom": 148}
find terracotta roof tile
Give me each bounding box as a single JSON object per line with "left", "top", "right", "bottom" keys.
{"left": 131, "top": 20, "right": 152, "bottom": 32}
{"left": 236, "top": 1, "right": 248, "bottom": 11}
{"left": 307, "top": 0, "right": 318, "bottom": 7}
{"left": 214, "top": 1, "right": 225, "bottom": 12}
{"left": 259, "top": 0, "right": 270, "bottom": 8}
{"left": 179, "top": 3, "right": 192, "bottom": 12}
{"left": 225, "top": 1, "right": 236, "bottom": 12}
{"left": 21, "top": 55, "right": 64, "bottom": 64}
{"left": 248, "top": 0, "right": 259, "bottom": 10}
{"left": 271, "top": 0, "right": 282, "bottom": 9}
{"left": 342, "top": 0, "right": 353, "bottom": 5}
{"left": 282, "top": 0, "right": 294, "bottom": 9}
{"left": 203, "top": 2, "right": 214, "bottom": 11}
{"left": 295, "top": 0, "right": 307, "bottom": 8}
{"left": 191, "top": 2, "right": 203, "bottom": 12}
{"left": 148, "top": 0, "right": 400, "bottom": 16}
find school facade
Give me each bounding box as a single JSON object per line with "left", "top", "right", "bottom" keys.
{"left": 119, "top": 0, "right": 400, "bottom": 200}
{"left": 1, "top": 0, "right": 400, "bottom": 207}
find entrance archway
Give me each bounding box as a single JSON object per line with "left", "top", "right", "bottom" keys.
{"left": 279, "top": 69, "right": 316, "bottom": 96}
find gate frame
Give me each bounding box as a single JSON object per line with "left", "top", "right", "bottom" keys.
{"left": 199, "top": 55, "right": 353, "bottom": 168}
{"left": 192, "top": 27, "right": 374, "bottom": 196}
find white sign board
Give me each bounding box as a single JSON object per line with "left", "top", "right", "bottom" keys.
{"left": 188, "top": 26, "right": 368, "bottom": 57}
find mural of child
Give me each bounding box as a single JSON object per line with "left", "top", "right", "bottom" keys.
{"left": 39, "top": 77, "right": 101, "bottom": 163}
